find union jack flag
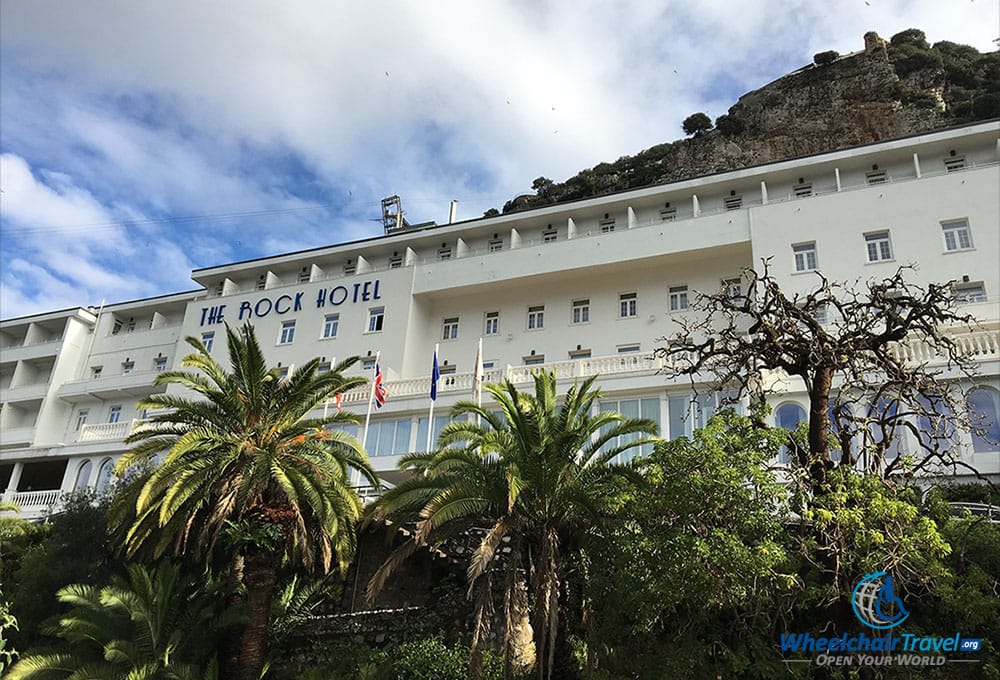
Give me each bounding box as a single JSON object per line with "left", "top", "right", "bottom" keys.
{"left": 373, "top": 361, "right": 387, "bottom": 409}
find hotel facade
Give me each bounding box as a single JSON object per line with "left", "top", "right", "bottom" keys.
{"left": 2, "top": 120, "right": 999, "bottom": 520}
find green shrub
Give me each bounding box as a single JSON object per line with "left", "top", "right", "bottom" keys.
{"left": 682, "top": 112, "right": 713, "bottom": 136}
{"left": 715, "top": 114, "right": 745, "bottom": 136}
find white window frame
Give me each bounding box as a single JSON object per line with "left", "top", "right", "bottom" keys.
{"left": 121, "top": 360, "right": 135, "bottom": 375}
{"left": 367, "top": 307, "right": 385, "bottom": 333}
{"left": 941, "top": 219, "right": 973, "bottom": 252}
{"left": 542, "top": 229, "right": 558, "bottom": 243}
{"left": 201, "top": 332, "right": 215, "bottom": 352}
{"left": 617, "top": 343, "right": 641, "bottom": 354}
{"left": 438, "top": 246, "right": 453, "bottom": 261}
{"left": 953, "top": 283, "right": 986, "bottom": 305}
{"left": 488, "top": 238, "right": 503, "bottom": 252}
{"left": 571, "top": 299, "right": 590, "bottom": 325}
{"left": 484, "top": 311, "right": 499, "bottom": 336}
{"left": 278, "top": 320, "right": 296, "bottom": 345}
{"left": 619, "top": 292, "right": 637, "bottom": 318}
{"left": 669, "top": 285, "right": 688, "bottom": 312}
{"left": 659, "top": 207, "right": 677, "bottom": 221}
{"left": 442, "top": 317, "right": 460, "bottom": 341}
{"left": 154, "top": 357, "right": 168, "bottom": 373}
{"left": 108, "top": 405, "right": 122, "bottom": 424}
{"left": 388, "top": 255, "right": 403, "bottom": 269}
{"left": 793, "top": 242, "right": 818, "bottom": 272}
{"left": 865, "top": 231, "right": 893, "bottom": 262}
{"left": 75, "top": 408, "right": 89, "bottom": 431}
{"left": 599, "top": 218, "right": 615, "bottom": 234}
{"left": 865, "top": 170, "right": 887, "bottom": 185}
{"left": 943, "top": 156, "right": 965, "bottom": 173}
{"left": 322, "top": 313, "right": 340, "bottom": 339}
{"left": 724, "top": 195, "right": 743, "bottom": 211}
{"left": 722, "top": 277, "right": 742, "bottom": 299}
{"left": 527, "top": 305, "right": 545, "bottom": 330}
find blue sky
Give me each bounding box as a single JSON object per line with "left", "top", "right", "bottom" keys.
{"left": 1, "top": 1, "right": 997, "bottom": 319}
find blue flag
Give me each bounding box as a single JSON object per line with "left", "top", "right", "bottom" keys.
{"left": 430, "top": 349, "right": 440, "bottom": 401}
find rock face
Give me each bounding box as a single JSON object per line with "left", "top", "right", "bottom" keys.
{"left": 501, "top": 31, "right": 992, "bottom": 214}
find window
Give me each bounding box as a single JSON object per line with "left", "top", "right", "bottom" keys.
{"left": 112, "top": 319, "right": 123, "bottom": 335}
{"left": 343, "top": 261, "right": 356, "bottom": 276}
{"left": 442, "top": 317, "right": 459, "bottom": 340}
{"left": 323, "top": 313, "right": 340, "bottom": 339}
{"left": 488, "top": 238, "right": 503, "bottom": 252}
{"left": 571, "top": 299, "right": 590, "bottom": 324}
{"left": 362, "top": 357, "right": 376, "bottom": 371}
{"left": 121, "top": 360, "right": 135, "bottom": 374}
{"left": 617, "top": 343, "right": 641, "bottom": 353}
{"left": 568, "top": 348, "right": 591, "bottom": 359}
{"left": 388, "top": 255, "right": 403, "bottom": 269}
{"left": 600, "top": 397, "right": 660, "bottom": 461}
{"left": 91, "top": 366, "right": 103, "bottom": 379}
{"left": 776, "top": 402, "right": 807, "bottom": 464}
{"left": 793, "top": 242, "right": 818, "bottom": 272}
{"left": 317, "top": 360, "right": 331, "bottom": 373}
{"left": 126, "top": 317, "right": 136, "bottom": 333}
{"left": 599, "top": 218, "right": 615, "bottom": 234}
{"left": 214, "top": 282, "right": 225, "bottom": 296}
{"left": 75, "top": 409, "right": 89, "bottom": 431}
{"left": 201, "top": 332, "right": 215, "bottom": 352}
{"left": 438, "top": 246, "right": 452, "bottom": 260}
{"left": 276, "top": 366, "right": 290, "bottom": 381}
{"left": 95, "top": 458, "right": 115, "bottom": 493}
{"left": 793, "top": 182, "right": 813, "bottom": 198}
{"left": 941, "top": 219, "right": 973, "bottom": 251}
{"left": 154, "top": 357, "right": 168, "bottom": 373}
{"left": 543, "top": 228, "right": 558, "bottom": 243}
{"left": 967, "top": 387, "right": 1000, "bottom": 453}
{"left": 866, "top": 170, "right": 887, "bottom": 185}
{"left": 527, "top": 305, "right": 544, "bottom": 330}
{"left": 74, "top": 461, "right": 92, "bottom": 491}
{"left": 669, "top": 285, "right": 688, "bottom": 311}
{"left": 256, "top": 275, "right": 267, "bottom": 291}
{"left": 367, "top": 307, "right": 385, "bottom": 333}
{"left": 953, "top": 283, "right": 986, "bottom": 305}
{"left": 367, "top": 418, "right": 414, "bottom": 457}
{"left": 722, "top": 278, "right": 742, "bottom": 299}
{"left": 867, "top": 399, "right": 906, "bottom": 459}
{"left": 660, "top": 207, "right": 677, "bottom": 221}
{"left": 108, "top": 405, "right": 122, "bottom": 424}
{"left": 278, "top": 320, "right": 296, "bottom": 345}
{"left": 724, "top": 195, "right": 743, "bottom": 211}
{"left": 297, "top": 269, "right": 311, "bottom": 283}
{"left": 484, "top": 311, "right": 499, "bottom": 336}
{"left": 524, "top": 354, "right": 545, "bottom": 365}
{"left": 865, "top": 231, "right": 893, "bottom": 262}
{"left": 668, "top": 391, "right": 741, "bottom": 440}
{"left": 619, "top": 292, "right": 637, "bottom": 318}
{"left": 944, "top": 156, "right": 965, "bottom": 173}
{"left": 815, "top": 304, "right": 830, "bottom": 325}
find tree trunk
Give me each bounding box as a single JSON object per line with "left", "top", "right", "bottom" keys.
{"left": 237, "top": 551, "right": 280, "bottom": 680}
{"left": 807, "top": 366, "right": 834, "bottom": 490}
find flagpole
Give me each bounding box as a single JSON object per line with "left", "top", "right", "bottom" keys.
{"left": 362, "top": 350, "right": 380, "bottom": 451}
{"left": 426, "top": 343, "right": 439, "bottom": 453}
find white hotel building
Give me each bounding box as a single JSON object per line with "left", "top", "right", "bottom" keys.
{"left": 2, "top": 121, "right": 999, "bottom": 520}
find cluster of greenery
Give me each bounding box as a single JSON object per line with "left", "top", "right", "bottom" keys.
{"left": 887, "top": 28, "right": 1000, "bottom": 119}
{"left": 3, "top": 319, "right": 999, "bottom": 679}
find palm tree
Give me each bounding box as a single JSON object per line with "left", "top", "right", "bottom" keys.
{"left": 111, "top": 324, "right": 378, "bottom": 680}
{"left": 7, "top": 561, "right": 231, "bottom": 680}
{"left": 368, "top": 371, "right": 658, "bottom": 680}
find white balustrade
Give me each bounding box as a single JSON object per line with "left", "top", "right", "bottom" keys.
{"left": 77, "top": 419, "right": 149, "bottom": 442}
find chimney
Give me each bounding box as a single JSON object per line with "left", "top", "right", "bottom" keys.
{"left": 448, "top": 200, "right": 458, "bottom": 224}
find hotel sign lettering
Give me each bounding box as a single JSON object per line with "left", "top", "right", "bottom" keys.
{"left": 198, "top": 279, "right": 382, "bottom": 327}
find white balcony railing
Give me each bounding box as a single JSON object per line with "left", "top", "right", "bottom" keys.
{"left": 2, "top": 489, "right": 63, "bottom": 518}
{"left": 77, "top": 418, "right": 149, "bottom": 443}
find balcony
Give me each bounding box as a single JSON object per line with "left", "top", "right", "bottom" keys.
{"left": 0, "top": 338, "right": 63, "bottom": 363}
{"left": 0, "top": 382, "right": 50, "bottom": 403}
{"left": 1, "top": 488, "right": 62, "bottom": 521}
{"left": 58, "top": 370, "right": 168, "bottom": 402}
{"left": 889, "top": 328, "right": 1000, "bottom": 365}
{"left": 77, "top": 419, "right": 149, "bottom": 443}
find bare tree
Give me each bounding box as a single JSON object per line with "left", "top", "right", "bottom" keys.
{"left": 656, "top": 260, "right": 991, "bottom": 491}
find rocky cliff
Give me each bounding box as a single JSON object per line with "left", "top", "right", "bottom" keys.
{"left": 497, "top": 30, "right": 999, "bottom": 215}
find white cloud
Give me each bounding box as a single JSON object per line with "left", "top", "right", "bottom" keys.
{"left": 1, "top": 1, "right": 996, "bottom": 317}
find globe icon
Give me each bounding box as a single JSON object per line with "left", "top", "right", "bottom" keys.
{"left": 851, "top": 571, "right": 909, "bottom": 629}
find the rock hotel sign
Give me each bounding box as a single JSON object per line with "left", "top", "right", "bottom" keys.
{"left": 197, "top": 279, "right": 383, "bottom": 327}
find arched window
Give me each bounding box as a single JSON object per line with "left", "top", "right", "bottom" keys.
{"left": 867, "top": 399, "right": 905, "bottom": 460}
{"left": 95, "top": 458, "right": 115, "bottom": 493}
{"left": 775, "top": 402, "right": 806, "bottom": 464}
{"left": 967, "top": 387, "right": 1000, "bottom": 453}
{"left": 915, "top": 394, "right": 955, "bottom": 453}
{"left": 73, "top": 460, "right": 92, "bottom": 491}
